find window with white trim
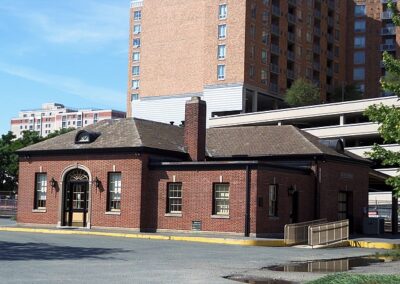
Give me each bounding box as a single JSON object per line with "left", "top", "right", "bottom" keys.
{"left": 133, "top": 38, "right": 141, "bottom": 47}
{"left": 167, "top": 183, "right": 182, "bottom": 213}
{"left": 108, "top": 173, "right": 121, "bottom": 211}
{"left": 134, "top": 10, "right": 142, "bottom": 21}
{"left": 34, "top": 173, "right": 47, "bottom": 209}
{"left": 132, "top": 52, "right": 140, "bottom": 61}
{"left": 218, "top": 44, "right": 226, "bottom": 59}
{"left": 219, "top": 4, "right": 227, "bottom": 19}
{"left": 132, "top": 79, "right": 140, "bottom": 89}
{"left": 132, "top": 66, "right": 140, "bottom": 76}
{"left": 218, "top": 24, "right": 227, "bottom": 39}
{"left": 213, "top": 183, "right": 229, "bottom": 215}
{"left": 217, "top": 65, "right": 225, "bottom": 80}
{"left": 133, "top": 24, "right": 141, "bottom": 34}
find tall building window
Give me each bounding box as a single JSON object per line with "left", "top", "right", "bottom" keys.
{"left": 354, "top": 51, "right": 365, "bottom": 65}
{"left": 353, "top": 67, "right": 365, "bottom": 80}
{"left": 218, "top": 44, "right": 226, "bottom": 59}
{"left": 133, "top": 38, "right": 141, "bottom": 47}
{"left": 217, "top": 65, "right": 225, "bottom": 80}
{"left": 261, "top": 49, "right": 267, "bottom": 64}
{"left": 167, "top": 183, "right": 182, "bottom": 214}
{"left": 133, "top": 24, "right": 141, "bottom": 34}
{"left": 218, "top": 24, "right": 227, "bottom": 39}
{"left": 354, "top": 5, "right": 366, "bottom": 17}
{"left": 213, "top": 183, "right": 229, "bottom": 215}
{"left": 131, "top": 94, "right": 139, "bottom": 101}
{"left": 132, "top": 66, "right": 140, "bottom": 76}
{"left": 34, "top": 173, "right": 47, "bottom": 209}
{"left": 132, "top": 79, "right": 140, "bottom": 89}
{"left": 354, "top": 20, "right": 366, "bottom": 32}
{"left": 93, "top": 113, "right": 98, "bottom": 123}
{"left": 132, "top": 52, "right": 140, "bottom": 61}
{"left": 261, "top": 69, "right": 267, "bottom": 84}
{"left": 354, "top": 36, "right": 365, "bottom": 48}
{"left": 268, "top": 184, "right": 278, "bottom": 217}
{"left": 108, "top": 173, "right": 122, "bottom": 211}
{"left": 134, "top": 10, "right": 142, "bottom": 21}
{"left": 249, "top": 65, "right": 255, "bottom": 79}
{"left": 219, "top": 4, "right": 227, "bottom": 19}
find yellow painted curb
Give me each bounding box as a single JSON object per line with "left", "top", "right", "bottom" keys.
{"left": 348, "top": 240, "right": 400, "bottom": 250}
{"left": 0, "top": 227, "right": 285, "bottom": 247}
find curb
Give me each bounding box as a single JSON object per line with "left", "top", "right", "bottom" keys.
{"left": 348, "top": 240, "right": 400, "bottom": 250}
{"left": 0, "top": 227, "right": 285, "bottom": 247}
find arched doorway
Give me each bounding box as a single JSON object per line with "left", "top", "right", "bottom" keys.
{"left": 62, "top": 169, "right": 90, "bottom": 227}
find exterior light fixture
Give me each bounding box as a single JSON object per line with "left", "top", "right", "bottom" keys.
{"left": 288, "top": 185, "right": 296, "bottom": 196}
{"left": 50, "top": 178, "right": 57, "bottom": 188}
{"left": 92, "top": 177, "right": 100, "bottom": 190}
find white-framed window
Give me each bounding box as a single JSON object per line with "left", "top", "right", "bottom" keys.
{"left": 268, "top": 184, "right": 278, "bottom": 217}
{"left": 213, "top": 183, "right": 229, "bottom": 215}
{"left": 354, "top": 20, "right": 366, "bottom": 32}
{"left": 108, "top": 172, "right": 122, "bottom": 211}
{"left": 261, "top": 49, "right": 267, "bottom": 64}
{"left": 133, "top": 38, "right": 141, "bottom": 47}
{"left": 132, "top": 66, "right": 140, "bottom": 76}
{"left": 217, "top": 65, "right": 225, "bottom": 80}
{"left": 131, "top": 94, "right": 139, "bottom": 101}
{"left": 134, "top": 10, "right": 142, "bottom": 21}
{"left": 354, "top": 5, "right": 366, "bottom": 17}
{"left": 133, "top": 24, "right": 141, "bottom": 34}
{"left": 132, "top": 52, "right": 140, "bottom": 61}
{"left": 353, "top": 67, "right": 365, "bottom": 80}
{"left": 219, "top": 4, "right": 227, "bottom": 19}
{"left": 353, "top": 51, "right": 365, "bottom": 64}
{"left": 132, "top": 79, "right": 140, "bottom": 89}
{"left": 167, "top": 183, "right": 182, "bottom": 213}
{"left": 354, "top": 36, "right": 365, "bottom": 48}
{"left": 217, "top": 44, "right": 226, "bottom": 59}
{"left": 218, "top": 24, "right": 227, "bottom": 39}
{"left": 34, "top": 173, "right": 47, "bottom": 209}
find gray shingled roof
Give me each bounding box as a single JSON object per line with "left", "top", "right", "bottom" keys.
{"left": 19, "top": 119, "right": 367, "bottom": 163}
{"left": 19, "top": 118, "right": 185, "bottom": 153}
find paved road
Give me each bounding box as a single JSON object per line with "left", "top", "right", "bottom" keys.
{"left": 0, "top": 230, "right": 382, "bottom": 284}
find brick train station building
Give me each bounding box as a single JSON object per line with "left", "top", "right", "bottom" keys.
{"left": 17, "top": 97, "right": 376, "bottom": 236}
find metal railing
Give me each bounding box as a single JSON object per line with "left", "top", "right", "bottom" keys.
{"left": 284, "top": 219, "right": 327, "bottom": 245}
{"left": 0, "top": 199, "right": 17, "bottom": 216}
{"left": 308, "top": 219, "right": 349, "bottom": 247}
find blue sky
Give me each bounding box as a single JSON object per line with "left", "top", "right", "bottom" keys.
{"left": 0, "top": 0, "right": 130, "bottom": 135}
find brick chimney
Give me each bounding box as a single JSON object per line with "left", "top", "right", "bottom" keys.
{"left": 184, "top": 96, "right": 206, "bottom": 161}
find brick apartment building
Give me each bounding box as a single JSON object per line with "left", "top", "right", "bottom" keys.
{"left": 16, "top": 97, "right": 376, "bottom": 235}
{"left": 10, "top": 103, "right": 126, "bottom": 138}
{"left": 126, "top": 0, "right": 400, "bottom": 125}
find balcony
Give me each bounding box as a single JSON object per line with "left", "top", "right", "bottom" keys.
{"left": 313, "top": 62, "right": 320, "bottom": 71}
{"left": 287, "top": 69, "right": 295, "bottom": 80}
{"left": 314, "top": 10, "right": 321, "bottom": 19}
{"left": 288, "top": 0, "right": 297, "bottom": 6}
{"left": 269, "top": 83, "right": 279, "bottom": 94}
{"left": 313, "top": 45, "right": 321, "bottom": 54}
{"left": 271, "top": 44, "right": 280, "bottom": 55}
{"left": 328, "top": 0, "right": 335, "bottom": 10}
{"left": 270, "top": 63, "right": 280, "bottom": 74}
{"left": 288, "top": 32, "right": 295, "bottom": 42}
{"left": 287, "top": 50, "right": 295, "bottom": 61}
{"left": 271, "top": 24, "right": 280, "bottom": 36}
{"left": 327, "top": 67, "right": 333, "bottom": 77}
{"left": 327, "top": 17, "right": 334, "bottom": 27}
{"left": 381, "top": 43, "right": 396, "bottom": 51}
{"left": 272, "top": 5, "right": 280, "bottom": 17}
{"left": 327, "top": 50, "right": 334, "bottom": 60}
{"left": 288, "top": 13, "right": 296, "bottom": 24}
{"left": 381, "top": 26, "right": 396, "bottom": 35}
{"left": 381, "top": 11, "right": 393, "bottom": 20}
{"left": 130, "top": 0, "right": 143, "bottom": 8}
{"left": 314, "top": 27, "right": 321, "bottom": 37}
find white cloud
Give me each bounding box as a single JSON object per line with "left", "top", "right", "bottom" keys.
{"left": 0, "top": 62, "right": 125, "bottom": 106}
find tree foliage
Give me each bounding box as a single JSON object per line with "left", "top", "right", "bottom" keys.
{"left": 284, "top": 78, "right": 320, "bottom": 107}
{"left": 0, "top": 128, "right": 74, "bottom": 193}
{"left": 364, "top": 0, "right": 400, "bottom": 196}
{"left": 330, "top": 84, "right": 363, "bottom": 103}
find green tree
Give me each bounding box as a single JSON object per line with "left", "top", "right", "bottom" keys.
{"left": 284, "top": 78, "right": 320, "bottom": 107}
{"left": 0, "top": 128, "right": 74, "bottom": 193}
{"left": 330, "top": 84, "right": 363, "bottom": 103}
{"left": 364, "top": 0, "right": 400, "bottom": 196}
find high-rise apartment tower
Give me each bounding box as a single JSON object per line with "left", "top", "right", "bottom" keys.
{"left": 126, "top": 0, "right": 347, "bottom": 123}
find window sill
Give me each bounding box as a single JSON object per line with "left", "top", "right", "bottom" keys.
{"left": 32, "top": 209, "right": 46, "bottom": 213}
{"left": 105, "top": 211, "right": 121, "bottom": 215}
{"left": 211, "top": 215, "right": 229, "bottom": 219}
{"left": 164, "top": 213, "right": 182, "bottom": 217}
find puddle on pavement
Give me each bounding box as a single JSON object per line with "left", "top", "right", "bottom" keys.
{"left": 226, "top": 276, "right": 297, "bottom": 284}
{"left": 266, "top": 255, "right": 399, "bottom": 273}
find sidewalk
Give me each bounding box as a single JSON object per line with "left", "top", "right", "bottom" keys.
{"left": 0, "top": 219, "right": 399, "bottom": 249}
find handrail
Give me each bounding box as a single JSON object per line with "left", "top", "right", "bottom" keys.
{"left": 284, "top": 219, "right": 327, "bottom": 245}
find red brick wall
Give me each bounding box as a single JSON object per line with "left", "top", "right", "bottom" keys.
{"left": 255, "top": 168, "right": 314, "bottom": 235}
{"left": 17, "top": 153, "right": 147, "bottom": 229}
{"left": 184, "top": 97, "right": 206, "bottom": 161}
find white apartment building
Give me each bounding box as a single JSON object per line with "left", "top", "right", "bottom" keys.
{"left": 10, "top": 103, "right": 126, "bottom": 138}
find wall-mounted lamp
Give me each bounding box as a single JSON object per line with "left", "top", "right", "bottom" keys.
{"left": 92, "top": 177, "right": 100, "bottom": 190}
{"left": 288, "top": 185, "right": 297, "bottom": 196}
{"left": 50, "top": 177, "right": 57, "bottom": 188}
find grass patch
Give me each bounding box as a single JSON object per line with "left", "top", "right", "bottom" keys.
{"left": 375, "top": 249, "right": 400, "bottom": 259}
{"left": 307, "top": 273, "right": 400, "bottom": 284}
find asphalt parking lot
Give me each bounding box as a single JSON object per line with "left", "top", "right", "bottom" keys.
{"left": 0, "top": 228, "right": 384, "bottom": 284}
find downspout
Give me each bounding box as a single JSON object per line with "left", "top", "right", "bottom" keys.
{"left": 244, "top": 165, "right": 251, "bottom": 237}
{"left": 314, "top": 160, "right": 320, "bottom": 220}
